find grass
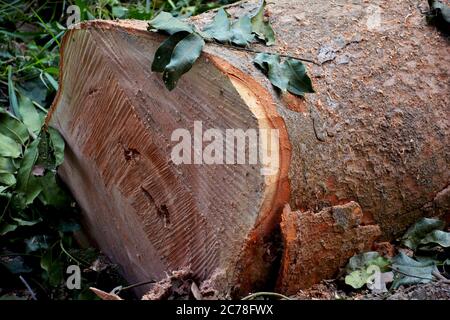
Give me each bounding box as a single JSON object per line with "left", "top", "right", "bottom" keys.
{"left": 0, "top": 0, "right": 236, "bottom": 300}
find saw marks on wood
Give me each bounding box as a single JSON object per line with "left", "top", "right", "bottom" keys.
{"left": 50, "top": 24, "right": 288, "bottom": 294}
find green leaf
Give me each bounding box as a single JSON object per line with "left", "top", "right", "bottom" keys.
{"left": 16, "top": 138, "right": 40, "bottom": 194}
{"left": 18, "top": 94, "right": 43, "bottom": 135}
{"left": 0, "top": 133, "right": 22, "bottom": 158}
{"left": 346, "top": 251, "right": 391, "bottom": 272}
{"left": 44, "top": 72, "right": 59, "bottom": 91}
{"left": 230, "top": 15, "right": 254, "bottom": 46}
{"left": 284, "top": 59, "right": 315, "bottom": 96}
{"left": 251, "top": 0, "right": 275, "bottom": 45}
{"left": 420, "top": 230, "right": 450, "bottom": 247}
{"left": 0, "top": 186, "right": 9, "bottom": 194}
{"left": 0, "top": 173, "right": 16, "bottom": 186}
{"left": 401, "top": 218, "right": 445, "bottom": 250}
{"left": 254, "top": 53, "right": 314, "bottom": 96}
{"left": 254, "top": 53, "right": 288, "bottom": 90}
{"left": 22, "top": 176, "right": 43, "bottom": 206}
{"left": 344, "top": 252, "right": 392, "bottom": 289}
{"left": 0, "top": 157, "right": 16, "bottom": 174}
{"left": 38, "top": 172, "right": 69, "bottom": 208}
{"left": 7, "top": 66, "right": 20, "bottom": 117}
{"left": 0, "top": 110, "right": 29, "bottom": 145}
{"left": 0, "top": 222, "right": 18, "bottom": 235}
{"left": 203, "top": 8, "right": 232, "bottom": 43}
{"left": 345, "top": 269, "right": 371, "bottom": 289}
{"left": 41, "top": 250, "right": 63, "bottom": 287}
{"left": 162, "top": 33, "right": 205, "bottom": 91}
{"left": 48, "top": 260, "right": 63, "bottom": 287}
{"left": 112, "top": 6, "right": 128, "bottom": 18}
{"left": 12, "top": 216, "right": 42, "bottom": 226}
{"left": 48, "top": 127, "right": 65, "bottom": 166}
{"left": 152, "top": 31, "right": 191, "bottom": 73}
{"left": 148, "top": 12, "right": 193, "bottom": 35}
{"left": 391, "top": 252, "right": 436, "bottom": 288}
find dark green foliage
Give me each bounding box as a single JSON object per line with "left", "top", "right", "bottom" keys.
{"left": 250, "top": 0, "right": 275, "bottom": 45}
{"left": 254, "top": 53, "right": 315, "bottom": 96}
{"left": 162, "top": 33, "right": 205, "bottom": 90}
{"left": 150, "top": 1, "right": 314, "bottom": 95}
{"left": 344, "top": 217, "right": 450, "bottom": 291}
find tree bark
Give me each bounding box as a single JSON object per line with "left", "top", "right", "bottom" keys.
{"left": 49, "top": 0, "right": 450, "bottom": 296}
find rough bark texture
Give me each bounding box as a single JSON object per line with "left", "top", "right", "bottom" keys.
{"left": 277, "top": 202, "right": 381, "bottom": 295}
{"left": 49, "top": 0, "right": 450, "bottom": 296}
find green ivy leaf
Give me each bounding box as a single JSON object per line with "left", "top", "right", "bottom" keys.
{"left": 40, "top": 250, "right": 63, "bottom": 287}
{"left": 391, "top": 252, "right": 436, "bottom": 289}
{"left": 344, "top": 252, "right": 392, "bottom": 289}
{"left": 152, "top": 31, "right": 191, "bottom": 73}
{"left": 0, "top": 132, "right": 22, "bottom": 158}
{"left": 254, "top": 53, "right": 314, "bottom": 96}
{"left": 251, "top": 0, "right": 275, "bottom": 45}
{"left": 162, "top": 33, "right": 205, "bottom": 91}
{"left": 345, "top": 269, "right": 371, "bottom": 289}
{"left": 420, "top": 230, "right": 450, "bottom": 247}
{"left": 203, "top": 8, "right": 232, "bottom": 43}
{"left": 18, "top": 95, "right": 42, "bottom": 135}
{"left": 230, "top": 15, "right": 254, "bottom": 46}
{"left": 346, "top": 251, "right": 391, "bottom": 273}
{"left": 48, "top": 127, "right": 65, "bottom": 167}
{"left": 284, "top": 58, "right": 315, "bottom": 95}
{"left": 148, "top": 12, "right": 193, "bottom": 35}
{"left": 254, "top": 53, "right": 288, "bottom": 90}
{"left": 401, "top": 217, "right": 445, "bottom": 250}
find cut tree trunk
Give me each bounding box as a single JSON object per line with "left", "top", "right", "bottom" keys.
{"left": 48, "top": 0, "right": 450, "bottom": 296}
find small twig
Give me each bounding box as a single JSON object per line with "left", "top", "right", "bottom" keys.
{"left": 111, "top": 279, "right": 155, "bottom": 295}
{"left": 19, "top": 275, "right": 37, "bottom": 300}
{"left": 390, "top": 266, "right": 434, "bottom": 281}
{"left": 210, "top": 42, "right": 320, "bottom": 65}
{"left": 121, "top": 279, "right": 155, "bottom": 291}
{"left": 242, "top": 292, "right": 292, "bottom": 300}
{"left": 59, "top": 240, "right": 90, "bottom": 267}
{"left": 205, "top": 0, "right": 248, "bottom": 14}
